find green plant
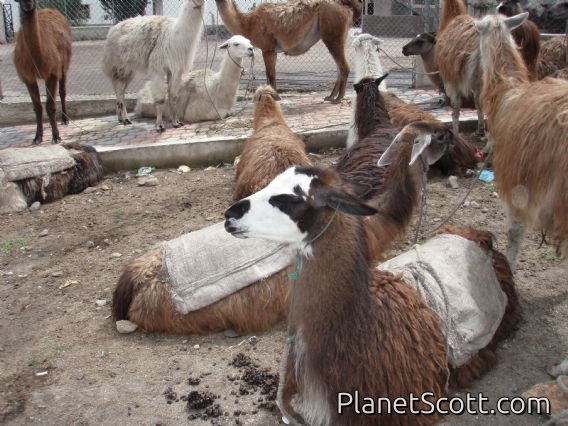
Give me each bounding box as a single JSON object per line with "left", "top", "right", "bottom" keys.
{"left": 1, "top": 238, "right": 26, "bottom": 255}
{"left": 99, "top": 0, "right": 148, "bottom": 23}
{"left": 39, "top": 0, "right": 89, "bottom": 26}
{"left": 28, "top": 342, "right": 73, "bottom": 366}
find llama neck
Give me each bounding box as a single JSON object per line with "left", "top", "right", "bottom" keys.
{"left": 173, "top": 0, "right": 205, "bottom": 42}
{"left": 291, "top": 213, "right": 375, "bottom": 344}
{"left": 354, "top": 89, "right": 391, "bottom": 141}
{"left": 216, "top": 0, "right": 246, "bottom": 34}
{"left": 354, "top": 49, "right": 386, "bottom": 90}
{"left": 253, "top": 100, "right": 286, "bottom": 129}
{"left": 219, "top": 54, "right": 244, "bottom": 88}
{"left": 20, "top": 9, "right": 44, "bottom": 68}
{"left": 366, "top": 143, "right": 421, "bottom": 258}
{"left": 479, "top": 32, "right": 529, "bottom": 118}
{"left": 439, "top": 0, "right": 467, "bottom": 33}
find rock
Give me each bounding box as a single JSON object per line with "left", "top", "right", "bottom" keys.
{"left": 29, "top": 201, "right": 41, "bottom": 211}
{"left": 137, "top": 176, "right": 159, "bottom": 187}
{"left": 548, "top": 360, "right": 568, "bottom": 377}
{"left": 224, "top": 329, "right": 240, "bottom": 338}
{"left": 110, "top": 252, "right": 122, "bottom": 258}
{"left": 233, "top": 156, "right": 241, "bottom": 167}
{"left": 177, "top": 165, "right": 191, "bottom": 173}
{"left": 83, "top": 187, "right": 97, "bottom": 194}
{"left": 463, "top": 201, "right": 471, "bottom": 207}
{"left": 481, "top": 208, "right": 489, "bottom": 213}
{"left": 447, "top": 176, "right": 459, "bottom": 189}
{"left": 103, "top": 239, "right": 112, "bottom": 245}
{"left": 51, "top": 270, "right": 64, "bottom": 277}
{"left": 38, "top": 229, "right": 49, "bottom": 237}
{"left": 86, "top": 240, "right": 95, "bottom": 248}
{"left": 100, "top": 185, "right": 110, "bottom": 191}
{"left": 116, "top": 320, "right": 138, "bottom": 334}
{"left": 95, "top": 299, "right": 107, "bottom": 307}
{"left": 470, "top": 201, "right": 481, "bottom": 209}
{"left": 193, "top": 344, "right": 200, "bottom": 349}
{"left": 492, "top": 191, "right": 499, "bottom": 198}
{"left": 204, "top": 166, "right": 216, "bottom": 171}
{"left": 205, "top": 216, "right": 215, "bottom": 221}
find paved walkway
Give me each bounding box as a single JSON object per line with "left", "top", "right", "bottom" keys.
{"left": 0, "top": 88, "right": 478, "bottom": 167}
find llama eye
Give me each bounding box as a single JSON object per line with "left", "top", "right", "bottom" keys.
{"left": 269, "top": 194, "right": 304, "bottom": 215}
{"left": 234, "top": 43, "right": 240, "bottom": 46}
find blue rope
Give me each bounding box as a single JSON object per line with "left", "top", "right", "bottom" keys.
{"left": 285, "top": 204, "right": 340, "bottom": 343}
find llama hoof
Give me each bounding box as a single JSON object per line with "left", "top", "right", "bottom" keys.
{"left": 156, "top": 125, "right": 166, "bottom": 133}
{"left": 61, "top": 118, "right": 69, "bottom": 125}
{"left": 172, "top": 121, "right": 184, "bottom": 128}
{"left": 32, "top": 136, "right": 42, "bottom": 145}
{"left": 120, "top": 118, "right": 132, "bottom": 125}
{"left": 52, "top": 136, "right": 61, "bottom": 144}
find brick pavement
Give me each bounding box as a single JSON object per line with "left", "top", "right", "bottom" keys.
{"left": 0, "top": 88, "right": 477, "bottom": 156}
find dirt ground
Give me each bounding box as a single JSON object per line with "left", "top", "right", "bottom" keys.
{"left": 1, "top": 136, "right": 567, "bottom": 426}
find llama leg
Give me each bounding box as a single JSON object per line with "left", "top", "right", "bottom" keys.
{"left": 473, "top": 91, "right": 486, "bottom": 136}
{"left": 151, "top": 76, "right": 167, "bottom": 133}
{"left": 505, "top": 207, "right": 526, "bottom": 271}
{"left": 320, "top": 13, "right": 349, "bottom": 103}
{"left": 45, "top": 76, "right": 61, "bottom": 144}
{"left": 450, "top": 93, "right": 461, "bottom": 134}
{"left": 262, "top": 50, "right": 278, "bottom": 91}
{"left": 277, "top": 342, "right": 306, "bottom": 425}
{"left": 112, "top": 77, "right": 133, "bottom": 125}
{"left": 167, "top": 72, "right": 183, "bottom": 128}
{"left": 59, "top": 72, "right": 69, "bottom": 125}
{"left": 25, "top": 81, "right": 43, "bottom": 145}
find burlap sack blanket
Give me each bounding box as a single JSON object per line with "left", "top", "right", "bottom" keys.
{"left": 159, "top": 222, "right": 296, "bottom": 314}
{"left": 0, "top": 145, "right": 76, "bottom": 182}
{"left": 380, "top": 234, "right": 507, "bottom": 368}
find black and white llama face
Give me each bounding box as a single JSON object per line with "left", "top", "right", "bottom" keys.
{"left": 224, "top": 167, "right": 377, "bottom": 251}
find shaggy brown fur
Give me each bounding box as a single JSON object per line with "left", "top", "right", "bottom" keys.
{"left": 215, "top": 0, "right": 360, "bottom": 102}
{"left": 13, "top": 0, "right": 72, "bottom": 144}
{"left": 112, "top": 249, "right": 292, "bottom": 334}
{"left": 436, "top": 0, "right": 486, "bottom": 136}
{"left": 17, "top": 143, "right": 104, "bottom": 204}
{"left": 234, "top": 85, "right": 311, "bottom": 200}
{"left": 476, "top": 13, "right": 568, "bottom": 268}
{"left": 538, "top": 36, "right": 568, "bottom": 78}
{"left": 383, "top": 92, "right": 478, "bottom": 175}
{"left": 259, "top": 167, "right": 519, "bottom": 425}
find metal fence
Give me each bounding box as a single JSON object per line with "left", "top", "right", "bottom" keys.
{"left": 0, "top": 0, "right": 566, "bottom": 101}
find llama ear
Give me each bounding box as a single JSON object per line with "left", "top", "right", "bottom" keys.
{"left": 474, "top": 18, "right": 491, "bottom": 34}
{"left": 377, "top": 132, "right": 403, "bottom": 167}
{"left": 409, "top": 134, "right": 433, "bottom": 166}
{"left": 218, "top": 41, "right": 229, "bottom": 49}
{"left": 374, "top": 73, "right": 389, "bottom": 87}
{"left": 504, "top": 12, "right": 529, "bottom": 29}
{"left": 323, "top": 190, "right": 378, "bottom": 216}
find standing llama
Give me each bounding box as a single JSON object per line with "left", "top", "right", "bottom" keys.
{"left": 214, "top": 0, "right": 360, "bottom": 103}
{"left": 474, "top": 12, "right": 568, "bottom": 271}
{"left": 135, "top": 35, "right": 254, "bottom": 123}
{"left": 224, "top": 161, "right": 519, "bottom": 425}
{"left": 102, "top": 0, "right": 205, "bottom": 132}
{"left": 13, "top": 0, "right": 72, "bottom": 144}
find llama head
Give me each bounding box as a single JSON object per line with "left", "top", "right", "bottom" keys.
{"left": 402, "top": 32, "right": 437, "bottom": 56}
{"left": 351, "top": 33, "right": 384, "bottom": 51}
{"left": 377, "top": 121, "right": 455, "bottom": 167}
{"left": 225, "top": 167, "right": 377, "bottom": 251}
{"left": 189, "top": 0, "right": 205, "bottom": 9}
{"left": 218, "top": 35, "right": 254, "bottom": 59}
{"left": 549, "top": 0, "right": 568, "bottom": 20}
{"left": 15, "top": 0, "right": 38, "bottom": 12}
{"left": 496, "top": 0, "right": 523, "bottom": 17}
{"left": 253, "top": 85, "right": 281, "bottom": 102}
{"left": 474, "top": 12, "right": 528, "bottom": 37}
{"left": 353, "top": 74, "right": 388, "bottom": 93}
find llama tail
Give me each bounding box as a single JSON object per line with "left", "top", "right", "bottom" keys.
{"left": 338, "top": 0, "right": 361, "bottom": 23}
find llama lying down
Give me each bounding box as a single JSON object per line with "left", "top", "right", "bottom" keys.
{"left": 135, "top": 36, "right": 254, "bottom": 123}
{"left": 224, "top": 165, "right": 520, "bottom": 425}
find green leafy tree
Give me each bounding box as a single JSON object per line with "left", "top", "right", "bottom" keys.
{"left": 99, "top": 0, "right": 148, "bottom": 23}
{"left": 40, "top": 0, "right": 88, "bottom": 26}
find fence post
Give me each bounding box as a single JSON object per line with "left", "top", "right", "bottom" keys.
{"left": 153, "top": 0, "right": 163, "bottom": 16}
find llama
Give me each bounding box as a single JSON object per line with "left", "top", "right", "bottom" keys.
{"left": 13, "top": 0, "right": 72, "bottom": 145}
{"left": 435, "top": 0, "right": 485, "bottom": 136}
{"left": 102, "top": 0, "right": 205, "bottom": 132}
{"left": 135, "top": 35, "right": 254, "bottom": 123}
{"left": 346, "top": 33, "right": 387, "bottom": 147}
{"left": 402, "top": 32, "right": 443, "bottom": 90}
{"left": 234, "top": 85, "right": 311, "bottom": 200}
{"left": 214, "top": 0, "right": 360, "bottom": 103}
{"left": 474, "top": 12, "right": 568, "bottom": 270}
{"left": 224, "top": 163, "right": 519, "bottom": 425}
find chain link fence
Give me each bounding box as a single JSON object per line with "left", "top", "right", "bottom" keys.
{"left": 0, "top": 0, "right": 566, "bottom": 101}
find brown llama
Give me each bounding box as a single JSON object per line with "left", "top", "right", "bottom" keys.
{"left": 13, "top": 0, "right": 72, "bottom": 144}
{"left": 214, "top": 0, "right": 360, "bottom": 103}
{"left": 435, "top": 0, "right": 486, "bottom": 136}
{"left": 474, "top": 12, "right": 568, "bottom": 270}
{"left": 234, "top": 85, "right": 311, "bottom": 200}
{"left": 382, "top": 92, "right": 478, "bottom": 175}
{"left": 224, "top": 157, "right": 519, "bottom": 424}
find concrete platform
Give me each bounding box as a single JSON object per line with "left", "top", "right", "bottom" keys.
{"left": 0, "top": 88, "right": 478, "bottom": 171}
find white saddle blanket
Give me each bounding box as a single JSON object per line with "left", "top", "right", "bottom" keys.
{"left": 380, "top": 234, "right": 507, "bottom": 368}
{"left": 159, "top": 222, "right": 296, "bottom": 314}
{"left": 0, "top": 145, "right": 76, "bottom": 182}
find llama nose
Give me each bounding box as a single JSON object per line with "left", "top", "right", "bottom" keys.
{"left": 225, "top": 199, "right": 251, "bottom": 221}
